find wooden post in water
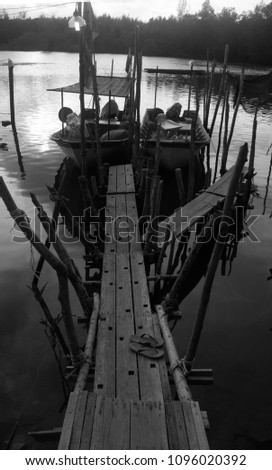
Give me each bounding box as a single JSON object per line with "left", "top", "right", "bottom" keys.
{"left": 221, "top": 68, "right": 244, "bottom": 175}
{"left": 154, "top": 66, "right": 159, "bottom": 108}
{"left": 184, "top": 144, "right": 248, "bottom": 368}
{"left": 7, "top": 59, "right": 25, "bottom": 176}
{"left": 204, "top": 59, "right": 216, "bottom": 131}
{"left": 244, "top": 103, "right": 258, "bottom": 203}
{"left": 213, "top": 75, "right": 229, "bottom": 183}
{"left": 162, "top": 215, "right": 218, "bottom": 315}
{"left": 187, "top": 112, "right": 197, "bottom": 203}
{"left": 8, "top": 59, "right": 15, "bottom": 126}
{"left": 188, "top": 60, "right": 194, "bottom": 111}
{"left": 210, "top": 44, "right": 229, "bottom": 137}
{"left": 0, "top": 177, "right": 81, "bottom": 365}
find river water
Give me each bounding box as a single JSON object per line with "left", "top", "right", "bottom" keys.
{"left": 0, "top": 51, "right": 272, "bottom": 450}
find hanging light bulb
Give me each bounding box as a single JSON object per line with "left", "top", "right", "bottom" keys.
{"left": 68, "top": 9, "right": 86, "bottom": 31}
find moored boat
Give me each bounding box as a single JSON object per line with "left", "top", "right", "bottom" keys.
{"left": 140, "top": 106, "right": 210, "bottom": 171}
{"left": 49, "top": 75, "right": 134, "bottom": 169}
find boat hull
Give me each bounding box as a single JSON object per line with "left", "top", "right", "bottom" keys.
{"left": 51, "top": 132, "right": 130, "bottom": 168}
{"left": 144, "top": 139, "right": 208, "bottom": 171}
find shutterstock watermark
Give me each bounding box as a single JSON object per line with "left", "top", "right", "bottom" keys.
{"left": 10, "top": 206, "right": 260, "bottom": 245}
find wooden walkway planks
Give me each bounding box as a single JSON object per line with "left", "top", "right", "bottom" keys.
{"left": 94, "top": 164, "right": 165, "bottom": 402}
{"left": 107, "top": 163, "right": 135, "bottom": 194}
{"left": 58, "top": 391, "right": 208, "bottom": 450}
{"left": 93, "top": 253, "right": 116, "bottom": 397}
{"left": 58, "top": 163, "right": 210, "bottom": 450}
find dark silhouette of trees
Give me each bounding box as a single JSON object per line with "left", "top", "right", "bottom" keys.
{"left": 1, "top": 3, "right": 272, "bottom": 66}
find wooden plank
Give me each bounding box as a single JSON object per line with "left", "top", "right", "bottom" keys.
{"left": 115, "top": 193, "right": 130, "bottom": 253}
{"left": 172, "top": 401, "right": 190, "bottom": 450}
{"left": 182, "top": 400, "right": 200, "bottom": 449}
{"left": 126, "top": 193, "right": 142, "bottom": 252}
{"left": 115, "top": 253, "right": 139, "bottom": 399}
{"left": 131, "top": 400, "right": 168, "bottom": 449}
{"left": 116, "top": 164, "right": 127, "bottom": 193}
{"left": 58, "top": 392, "right": 79, "bottom": 449}
{"left": 80, "top": 392, "right": 97, "bottom": 449}
{"left": 125, "top": 164, "right": 135, "bottom": 193}
{"left": 93, "top": 253, "right": 116, "bottom": 397}
{"left": 130, "top": 252, "right": 164, "bottom": 402}
{"left": 191, "top": 401, "right": 209, "bottom": 449}
{"left": 107, "top": 165, "right": 117, "bottom": 194}
{"left": 70, "top": 391, "right": 88, "bottom": 450}
{"left": 164, "top": 402, "right": 181, "bottom": 450}
{"left": 104, "top": 194, "right": 116, "bottom": 254}
{"left": 91, "top": 395, "right": 130, "bottom": 449}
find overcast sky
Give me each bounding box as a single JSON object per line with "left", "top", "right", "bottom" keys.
{"left": 1, "top": 1, "right": 271, "bottom": 22}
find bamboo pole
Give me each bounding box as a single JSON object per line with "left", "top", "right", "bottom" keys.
{"left": 79, "top": 30, "right": 87, "bottom": 179}
{"left": 263, "top": 152, "right": 272, "bottom": 215}
{"left": 7, "top": 59, "right": 26, "bottom": 176}
{"left": 212, "top": 76, "right": 228, "bottom": 184}
{"left": 221, "top": 69, "right": 244, "bottom": 175}
{"left": 187, "top": 112, "right": 197, "bottom": 203}
{"left": 244, "top": 103, "right": 258, "bottom": 203}
{"left": 86, "top": 31, "right": 104, "bottom": 187}
{"left": 155, "top": 304, "right": 192, "bottom": 402}
{"left": 0, "top": 177, "right": 81, "bottom": 365}
{"left": 221, "top": 80, "right": 230, "bottom": 175}
{"left": 30, "top": 283, "right": 70, "bottom": 357}
{"left": 188, "top": 60, "right": 194, "bottom": 111}
{"left": 204, "top": 59, "right": 216, "bottom": 131}
{"left": 30, "top": 193, "right": 95, "bottom": 319}
{"left": 162, "top": 215, "right": 217, "bottom": 314}
{"left": 33, "top": 159, "right": 72, "bottom": 287}
{"left": 175, "top": 168, "right": 186, "bottom": 207}
{"left": 74, "top": 292, "right": 100, "bottom": 392}
{"left": 184, "top": 143, "right": 248, "bottom": 367}
{"left": 203, "top": 49, "right": 209, "bottom": 124}
{"left": 8, "top": 59, "right": 15, "bottom": 126}
{"left": 154, "top": 65, "right": 158, "bottom": 108}
{"left": 210, "top": 44, "right": 229, "bottom": 137}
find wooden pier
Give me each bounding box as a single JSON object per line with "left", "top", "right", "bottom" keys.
{"left": 58, "top": 163, "right": 210, "bottom": 450}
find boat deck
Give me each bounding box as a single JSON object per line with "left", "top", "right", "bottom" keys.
{"left": 58, "top": 163, "right": 209, "bottom": 450}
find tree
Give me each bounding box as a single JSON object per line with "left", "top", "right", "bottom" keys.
{"left": 219, "top": 7, "right": 238, "bottom": 21}
{"left": 177, "top": 0, "right": 188, "bottom": 19}
{"left": 198, "top": 0, "right": 216, "bottom": 19}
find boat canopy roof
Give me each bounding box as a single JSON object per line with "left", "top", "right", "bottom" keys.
{"left": 48, "top": 75, "right": 133, "bottom": 98}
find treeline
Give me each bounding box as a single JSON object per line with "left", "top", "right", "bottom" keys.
{"left": 1, "top": 2, "right": 272, "bottom": 66}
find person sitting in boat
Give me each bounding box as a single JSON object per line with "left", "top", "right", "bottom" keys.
{"left": 165, "top": 102, "right": 182, "bottom": 122}
{"left": 140, "top": 107, "right": 164, "bottom": 140}
{"left": 100, "top": 99, "right": 119, "bottom": 120}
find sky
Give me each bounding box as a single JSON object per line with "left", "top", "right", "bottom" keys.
{"left": 0, "top": 1, "right": 271, "bottom": 22}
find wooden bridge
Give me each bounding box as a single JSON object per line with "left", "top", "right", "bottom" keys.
{"left": 57, "top": 161, "right": 243, "bottom": 450}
